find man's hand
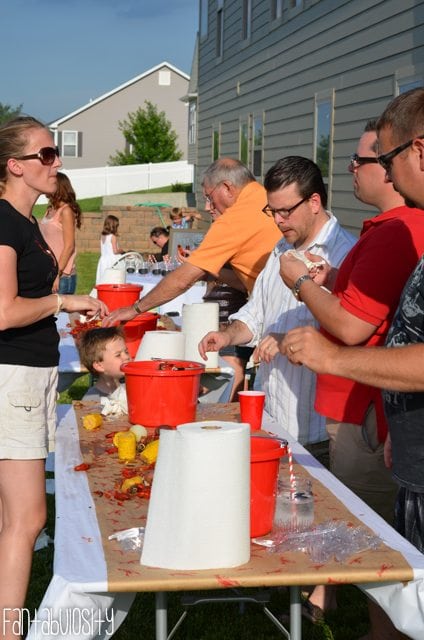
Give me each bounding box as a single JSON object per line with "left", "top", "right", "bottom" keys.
{"left": 198, "top": 331, "right": 230, "bottom": 361}
{"left": 303, "top": 252, "right": 332, "bottom": 287}
{"left": 280, "top": 251, "right": 332, "bottom": 289}
{"left": 102, "top": 305, "right": 137, "bottom": 326}
{"left": 254, "top": 333, "right": 284, "bottom": 363}
{"left": 280, "top": 326, "right": 340, "bottom": 373}
{"left": 279, "top": 253, "right": 309, "bottom": 289}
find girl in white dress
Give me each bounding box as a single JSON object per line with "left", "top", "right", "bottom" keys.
{"left": 95, "top": 215, "right": 122, "bottom": 283}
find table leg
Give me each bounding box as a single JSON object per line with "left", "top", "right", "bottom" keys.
{"left": 290, "top": 586, "right": 302, "bottom": 640}
{"left": 155, "top": 592, "right": 168, "bottom": 640}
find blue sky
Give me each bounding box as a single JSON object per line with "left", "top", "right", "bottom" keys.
{"left": 2, "top": 0, "right": 198, "bottom": 123}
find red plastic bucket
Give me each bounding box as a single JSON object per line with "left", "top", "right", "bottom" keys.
{"left": 122, "top": 313, "right": 159, "bottom": 358}
{"left": 121, "top": 360, "right": 205, "bottom": 427}
{"left": 250, "top": 437, "right": 287, "bottom": 537}
{"left": 95, "top": 284, "right": 142, "bottom": 312}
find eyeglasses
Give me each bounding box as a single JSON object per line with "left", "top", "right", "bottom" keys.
{"left": 377, "top": 135, "right": 424, "bottom": 172}
{"left": 349, "top": 154, "right": 379, "bottom": 171}
{"left": 262, "top": 196, "right": 308, "bottom": 219}
{"left": 204, "top": 181, "right": 223, "bottom": 206}
{"left": 15, "top": 146, "right": 60, "bottom": 166}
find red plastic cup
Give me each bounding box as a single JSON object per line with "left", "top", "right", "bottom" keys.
{"left": 238, "top": 391, "right": 266, "bottom": 431}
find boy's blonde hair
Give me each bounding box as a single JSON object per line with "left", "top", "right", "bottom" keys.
{"left": 78, "top": 327, "right": 125, "bottom": 374}
{"left": 170, "top": 207, "right": 183, "bottom": 220}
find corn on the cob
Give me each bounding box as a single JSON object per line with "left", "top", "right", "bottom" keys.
{"left": 82, "top": 413, "right": 103, "bottom": 431}
{"left": 140, "top": 439, "right": 160, "bottom": 464}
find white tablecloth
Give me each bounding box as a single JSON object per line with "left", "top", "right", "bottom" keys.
{"left": 126, "top": 273, "right": 206, "bottom": 315}
{"left": 28, "top": 406, "right": 424, "bottom": 640}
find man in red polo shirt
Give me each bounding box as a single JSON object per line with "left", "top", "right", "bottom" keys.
{"left": 280, "top": 121, "right": 424, "bottom": 628}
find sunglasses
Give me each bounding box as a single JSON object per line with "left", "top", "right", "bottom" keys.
{"left": 262, "top": 196, "right": 308, "bottom": 219}
{"left": 15, "top": 146, "right": 60, "bottom": 166}
{"left": 377, "top": 135, "right": 424, "bottom": 172}
{"left": 349, "top": 154, "right": 379, "bottom": 171}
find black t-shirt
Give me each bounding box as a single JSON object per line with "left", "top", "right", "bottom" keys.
{"left": 384, "top": 254, "right": 424, "bottom": 492}
{"left": 0, "top": 199, "right": 59, "bottom": 367}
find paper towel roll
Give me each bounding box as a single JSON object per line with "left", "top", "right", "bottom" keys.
{"left": 141, "top": 421, "right": 251, "bottom": 570}
{"left": 102, "top": 268, "right": 126, "bottom": 284}
{"left": 135, "top": 330, "right": 185, "bottom": 361}
{"left": 182, "top": 302, "right": 219, "bottom": 367}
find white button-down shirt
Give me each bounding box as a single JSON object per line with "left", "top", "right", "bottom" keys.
{"left": 231, "top": 213, "right": 356, "bottom": 444}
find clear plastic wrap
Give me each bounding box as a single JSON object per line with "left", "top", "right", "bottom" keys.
{"left": 252, "top": 521, "right": 382, "bottom": 563}
{"left": 108, "top": 527, "right": 145, "bottom": 551}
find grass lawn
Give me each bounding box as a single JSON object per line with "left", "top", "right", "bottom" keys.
{"left": 24, "top": 252, "right": 372, "bottom": 639}
{"left": 32, "top": 183, "right": 192, "bottom": 219}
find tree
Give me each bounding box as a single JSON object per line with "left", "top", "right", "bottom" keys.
{"left": 0, "top": 102, "right": 23, "bottom": 125}
{"left": 109, "top": 101, "right": 182, "bottom": 165}
{"left": 316, "top": 134, "right": 330, "bottom": 178}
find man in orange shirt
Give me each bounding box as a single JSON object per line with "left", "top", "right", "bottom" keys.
{"left": 105, "top": 158, "right": 281, "bottom": 325}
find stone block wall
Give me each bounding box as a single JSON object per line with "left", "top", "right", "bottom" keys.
{"left": 76, "top": 206, "right": 209, "bottom": 254}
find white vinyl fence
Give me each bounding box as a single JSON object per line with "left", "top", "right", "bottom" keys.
{"left": 37, "top": 161, "right": 194, "bottom": 204}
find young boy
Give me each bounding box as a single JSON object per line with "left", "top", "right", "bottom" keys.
{"left": 169, "top": 207, "right": 201, "bottom": 229}
{"left": 78, "top": 326, "right": 131, "bottom": 400}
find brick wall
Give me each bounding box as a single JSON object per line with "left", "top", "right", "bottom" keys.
{"left": 76, "top": 206, "right": 209, "bottom": 254}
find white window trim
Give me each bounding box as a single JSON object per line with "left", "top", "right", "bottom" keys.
{"left": 61, "top": 130, "right": 78, "bottom": 158}
{"left": 188, "top": 102, "right": 197, "bottom": 145}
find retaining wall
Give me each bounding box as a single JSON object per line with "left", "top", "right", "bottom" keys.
{"left": 76, "top": 206, "right": 208, "bottom": 254}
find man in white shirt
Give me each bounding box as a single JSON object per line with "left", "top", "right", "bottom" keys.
{"left": 199, "top": 156, "right": 356, "bottom": 448}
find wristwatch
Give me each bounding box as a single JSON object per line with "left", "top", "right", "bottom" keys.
{"left": 292, "top": 274, "right": 312, "bottom": 301}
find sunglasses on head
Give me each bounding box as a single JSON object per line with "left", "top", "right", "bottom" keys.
{"left": 15, "top": 146, "right": 60, "bottom": 166}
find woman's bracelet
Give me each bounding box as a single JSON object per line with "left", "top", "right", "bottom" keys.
{"left": 55, "top": 293, "right": 64, "bottom": 315}
{"left": 133, "top": 300, "right": 142, "bottom": 314}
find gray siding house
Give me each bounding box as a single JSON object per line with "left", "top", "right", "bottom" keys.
{"left": 195, "top": 0, "right": 424, "bottom": 234}
{"left": 49, "top": 62, "right": 190, "bottom": 170}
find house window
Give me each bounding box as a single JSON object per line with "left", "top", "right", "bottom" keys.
{"left": 188, "top": 102, "right": 197, "bottom": 145}
{"left": 240, "top": 120, "right": 249, "bottom": 165}
{"left": 314, "top": 93, "right": 334, "bottom": 181}
{"left": 212, "top": 125, "right": 220, "bottom": 161}
{"left": 200, "top": 0, "right": 208, "bottom": 38}
{"left": 289, "top": 0, "right": 302, "bottom": 7}
{"left": 252, "top": 115, "right": 263, "bottom": 179}
{"left": 242, "top": 0, "right": 252, "bottom": 40}
{"left": 216, "top": 0, "right": 224, "bottom": 57}
{"left": 159, "top": 70, "right": 171, "bottom": 86}
{"left": 62, "top": 131, "right": 78, "bottom": 158}
{"left": 271, "top": 0, "right": 283, "bottom": 20}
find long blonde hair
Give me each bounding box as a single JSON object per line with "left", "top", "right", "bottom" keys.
{"left": 0, "top": 116, "right": 47, "bottom": 197}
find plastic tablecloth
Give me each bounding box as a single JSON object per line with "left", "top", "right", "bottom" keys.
{"left": 28, "top": 404, "right": 424, "bottom": 639}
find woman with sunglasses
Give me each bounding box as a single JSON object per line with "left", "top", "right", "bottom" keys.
{"left": 0, "top": 116, "right": 108, "bottom": 637}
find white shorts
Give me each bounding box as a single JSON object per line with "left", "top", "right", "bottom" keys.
{"left": 0, "top": 364, "right": 58, "bottom": 459}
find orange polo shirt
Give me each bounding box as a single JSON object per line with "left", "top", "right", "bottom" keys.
{"left": 187, "top": 182, "right": 282, "bottom": 293}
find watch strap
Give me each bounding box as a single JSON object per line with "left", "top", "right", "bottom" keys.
{"left": 292, "top": 274, "right": 312, "bottom": 300}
